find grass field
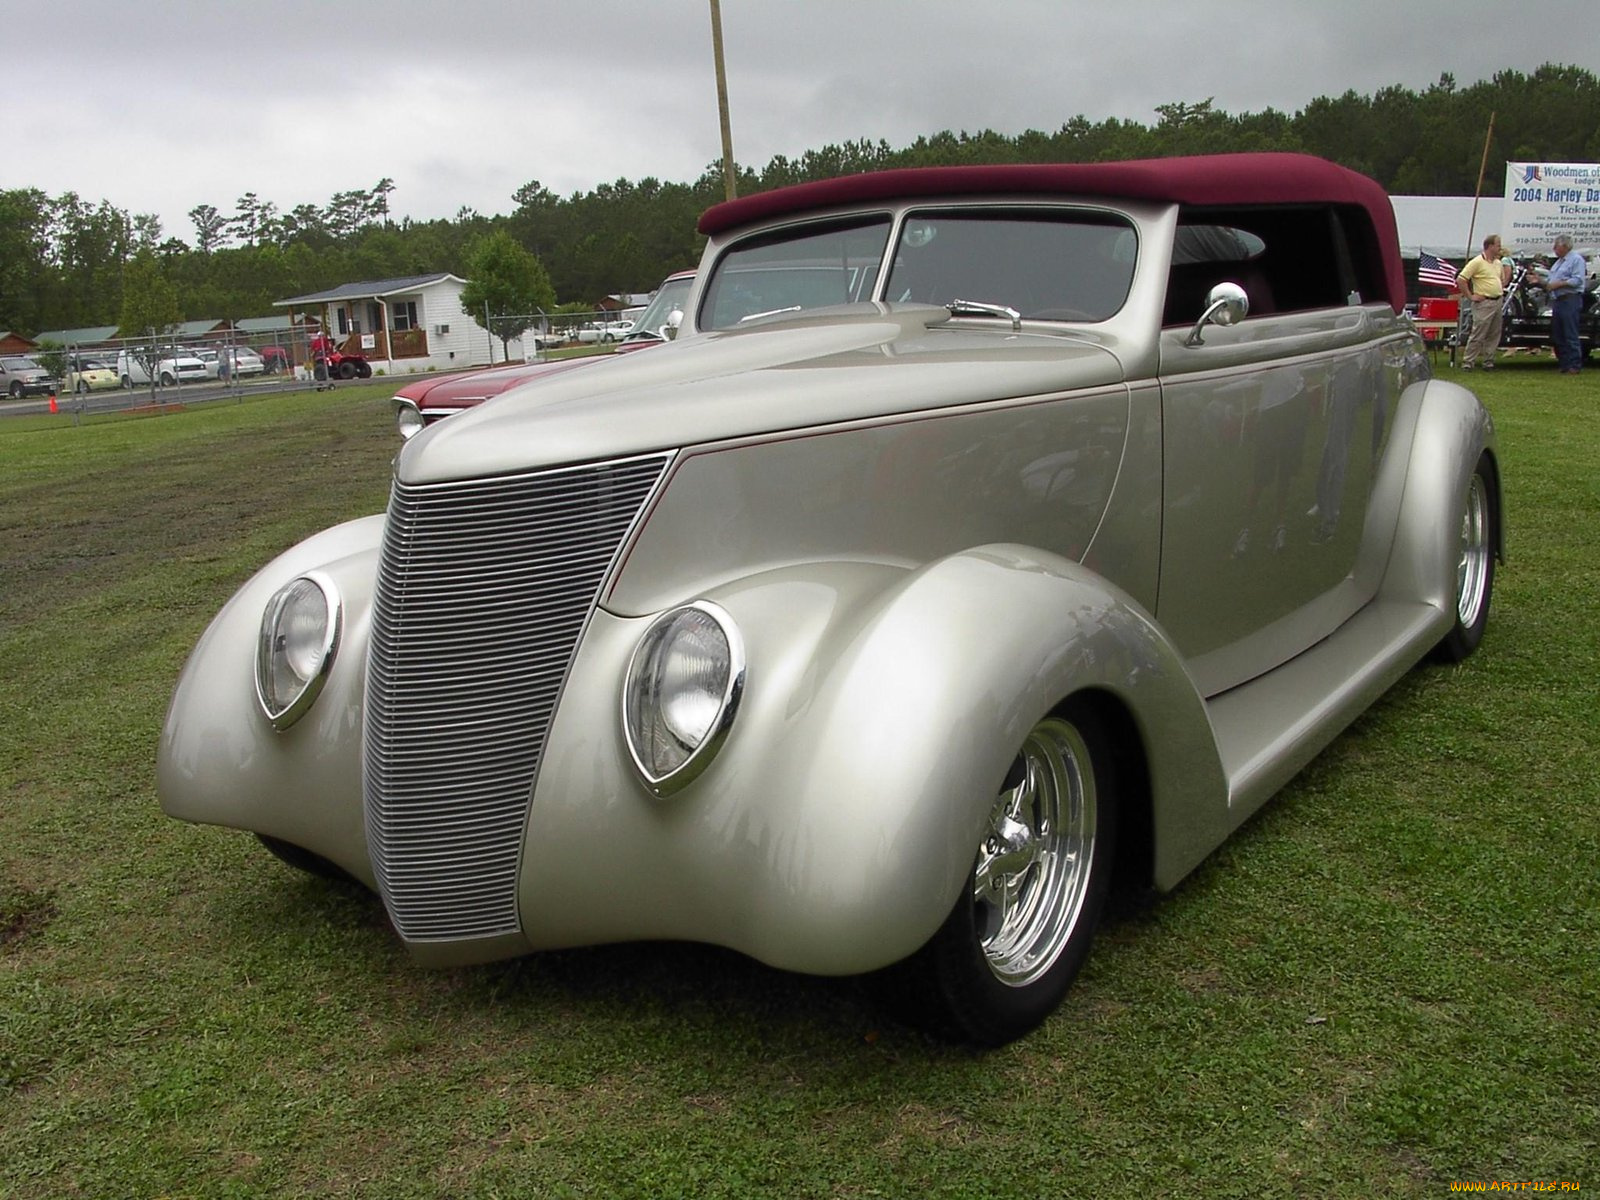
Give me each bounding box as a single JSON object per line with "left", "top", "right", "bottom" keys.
{"left": 1, "top": 362, "right": 1596, "bottom": 1197}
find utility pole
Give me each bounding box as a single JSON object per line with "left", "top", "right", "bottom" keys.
{"left": 708, "top": 0, "right": 736, "bottom": 201}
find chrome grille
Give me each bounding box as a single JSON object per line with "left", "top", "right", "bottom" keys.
{"left": 363, "top": 453, "right": 671, "bottom": 942}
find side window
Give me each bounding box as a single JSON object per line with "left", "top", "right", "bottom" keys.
{"left": 1165, "top": 206, "right": 1354, "bottom": 325}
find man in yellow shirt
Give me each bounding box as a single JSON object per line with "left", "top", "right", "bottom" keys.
{"left": 1457, "top": 234, "right": 1511, "bottom": 370}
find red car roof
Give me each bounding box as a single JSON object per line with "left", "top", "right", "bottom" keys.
{"left": 698, "top": 153, "right": 1404, "bottom": 312}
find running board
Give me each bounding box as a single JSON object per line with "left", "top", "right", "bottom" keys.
{"left": 1206, "top": 596, "right": 1449, "bottom": 832}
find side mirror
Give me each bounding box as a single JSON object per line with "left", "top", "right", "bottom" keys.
{"left": 1185, "top": 282, "right": 1249, "bottom": 347}
{"left": 663, "top": 310, "right": 684, "bottom": 341}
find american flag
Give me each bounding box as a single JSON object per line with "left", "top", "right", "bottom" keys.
{"left": 1418, "top": 251, "right": 1459, "bottom": 290}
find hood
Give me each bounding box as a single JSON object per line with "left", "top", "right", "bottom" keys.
{"left": 397, "top": 304, "right": 1127, "bottom": 485}
{"left": 393, "top": 356, "right": 608, "bottom": 406}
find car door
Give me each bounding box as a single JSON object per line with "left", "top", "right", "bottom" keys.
{"left": 1155, "top": 301, "right": 1402, "bottom": 697}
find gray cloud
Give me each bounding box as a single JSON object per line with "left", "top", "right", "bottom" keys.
{"left": 8, "top": 0, "right": 1596, "bottom": 241}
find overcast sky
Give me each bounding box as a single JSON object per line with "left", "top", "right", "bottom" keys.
{"left": 8, "top": 0, "right": 1598, "bottom": 242}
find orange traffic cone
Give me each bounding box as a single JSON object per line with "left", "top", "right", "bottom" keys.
{"left": 48, "top": 393, "right": 58, "bottom": 414}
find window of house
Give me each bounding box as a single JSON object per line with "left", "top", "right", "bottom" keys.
{"left": 337, "top": 308, "right": 350, "bottom": 336}
{"left": 392, "top": 301, "right": 419, "bottom": 332}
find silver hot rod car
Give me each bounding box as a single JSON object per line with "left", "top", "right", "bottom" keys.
{"left": 159, "top": 153, "right": 1500, "bottom": 1045}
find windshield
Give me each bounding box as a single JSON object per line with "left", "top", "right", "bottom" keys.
{"left": 700, "top": 216, "right": 892, "bottom": 330}
{"left": 883, "top": 208, "right": 1137, "bottom": 321}
{"left": 624, "top": 274, "right": 695, "bottom": 339}
{"left": 3, "top": 357, "right": 42, "bottom": 371}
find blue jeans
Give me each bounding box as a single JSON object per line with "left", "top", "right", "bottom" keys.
{"left": 1551, "top": 297, "right": 1583, "bottom": 371}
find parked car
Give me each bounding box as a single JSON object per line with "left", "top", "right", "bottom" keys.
{"left": 67, "top": 355, "right": 121, "bottom": 393}
{"left": 193, "top": 346, "right": 268, "bottom": 380}
{"left": 158, "top": 154, "right": 1500, "bottom": 1046}
{"left": 224, "top": 346, "right": 267, "bottom": 377}
{"left": 392, "top": 270, "right": 696, "bottom": 437}
{"left": 0, "top": 355, "right": 54, "bottom": 398}
{"left": 577, "top": 320, "right": 635, "bottom": 344}
{"left": 617, "top": 269, "right": 694, "bottom": 346}
{"left": 116, "top": 348, "right": 208, "bottom": 388}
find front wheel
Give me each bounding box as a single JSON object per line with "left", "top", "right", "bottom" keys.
{"left": 7, "top": 381, "right": 20, "bottom": 398}
{"left": 1430, "top": 452, "right": 1497, "bottom": 663}
{"left": 160, "top": 372, "right": 176, "bottom": 387}
{"left": 893, "top": 702, "right": 1117, "bottom": 1046}
{"left": 256, "top": 834, "right": 362, "bottom": 886}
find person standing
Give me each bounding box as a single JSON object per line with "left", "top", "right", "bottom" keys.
{"left": 1539, "top": 233, "right": 1587, "bottom": 375}
{"left": 1456, "top": 234, "right": 1511, "bottom": 370}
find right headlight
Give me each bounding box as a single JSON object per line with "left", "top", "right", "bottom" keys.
{"left": 622, "top": 601, "right": 744, "bottom": 796}
{"left": 255, "top": 573, "right": 341, "bottom": 730}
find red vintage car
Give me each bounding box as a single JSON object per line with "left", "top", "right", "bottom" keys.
{"left": 392, "top": 269, "right": 694, "bottom": 438}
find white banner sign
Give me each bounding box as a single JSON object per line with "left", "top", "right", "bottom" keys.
{"left": 1503, "top": 162, "right": 1600, "bottom": 253}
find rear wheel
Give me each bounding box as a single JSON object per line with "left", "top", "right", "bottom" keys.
{"left": 892, "top": 702, "right": 1117, "bottom": 1046}
{"left": 1431, "top": 452, "right": 1496, "bottom": 663}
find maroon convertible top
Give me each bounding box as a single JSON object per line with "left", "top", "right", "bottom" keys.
{"left": 699, "top": 153, "right": 1405, "bottom": 313}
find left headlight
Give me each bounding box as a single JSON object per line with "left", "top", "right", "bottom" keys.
{"left": 622, "top": 601, "right": 744, "bottom": 796}
{"left": 255, "top": 573, "right": 342, "bottom": 730}
{"left": 394, "top": 398, "right": 424, "bottom": 440}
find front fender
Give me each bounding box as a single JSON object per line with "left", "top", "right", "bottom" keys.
{"left": 156, "top": 514, "right": 385, "bottom": 886}
{"left": 522, "top": 544, "right": 1223, "bottom": 975}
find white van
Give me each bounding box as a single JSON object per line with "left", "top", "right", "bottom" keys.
{"left": 116, "top": 348, "right": 208, "bottom": 388}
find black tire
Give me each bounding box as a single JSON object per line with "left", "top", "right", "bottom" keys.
{"left": 160, "top": 372, "right": 176, "bottom": 387}
{"left": 356, "top": 362, "right": 372, "bottom": 378}
{"left": 1430, "top": 452, "right": 1497, "bottom": 663}
{"left": 8, "top": 381, "right": 20, "bottom": 398}
{"left": 120, "top": 375, "right": 133, "bottom": 389}
{"left": 76, "top": 381, "right": 88, "bottom": 394}
{"left": 338, "top": 361, "right": 358, "bottom": 380}
{"left": 887, "top": 701, "right": 1117, "bottom": 1046}
{"left": 256, "top": 834, "right": 362, "bottom": 886}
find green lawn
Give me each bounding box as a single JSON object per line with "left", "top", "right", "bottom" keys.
{"left": 1, "top": 363, "right": 1595, "bottom": 1198}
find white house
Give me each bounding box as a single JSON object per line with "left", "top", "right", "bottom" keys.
{"left": 274, "top": 274, "right": 512, "bottom": 375}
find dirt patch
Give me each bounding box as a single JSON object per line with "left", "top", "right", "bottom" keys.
{"left": 0, "top": 884, "right": 57, "bottom": 952}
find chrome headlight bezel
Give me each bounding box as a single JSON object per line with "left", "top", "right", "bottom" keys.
{"left": 254, "top": 572, "right": 342, "bottom": 730}
{"left": 394, "top": 398, "right": 425, "bottom": 440}
{"left": 622, "top": 601, "right": 745, "bottom": 797}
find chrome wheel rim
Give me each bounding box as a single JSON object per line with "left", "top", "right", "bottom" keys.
{"left": 1455, "top": 473, "right": 1490, "bottom": 629}
{"left": 973, "top": 717, "right": 1096, "bottom": 987}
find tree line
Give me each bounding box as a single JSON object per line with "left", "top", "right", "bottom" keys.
{"left": 3, "top": 64, "right": 1597, "bottom": 340}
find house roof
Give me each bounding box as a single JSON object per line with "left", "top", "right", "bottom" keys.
{"left": 274, "top": 273, "right": 463, "bottom": 306}
{"left": 173, "top": 319, "right": 229, "bottom": 338}
{"left": 31, "top": 326, "right": 120, "bottom": 345}
{"left": 234, "top": 315, "right": 311, "bottom": 334}
{"left": 698, "top": 152, "right": 1406, "bottom": 312}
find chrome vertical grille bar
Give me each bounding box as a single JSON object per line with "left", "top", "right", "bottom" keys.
{"left": 363, "top": 453, "right": 671, "bottom": 942}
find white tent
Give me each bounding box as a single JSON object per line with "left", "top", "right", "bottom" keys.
{"left": 1389, "top": 195, "right": 1508, "bottom": 259}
